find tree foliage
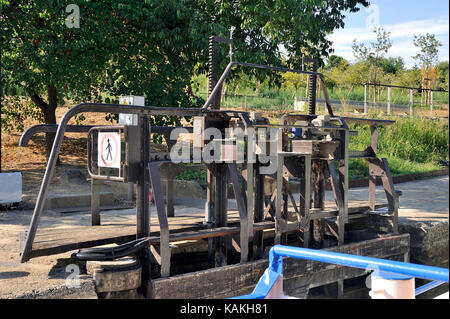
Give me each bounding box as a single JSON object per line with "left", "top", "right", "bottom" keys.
{"left": 413, "top": 33, "right": 443, "bottom": 70}
{"left": 1, "top": 0, "right": 370, "bottom": 155}
{"left": 352, "top": 27, "right": 392, "bottom": 84}
{"left": 326, "top": 55, "right": 350, "bottom": 70}
{"left": 437, "top": 61, "right": 449, "bottom": 91}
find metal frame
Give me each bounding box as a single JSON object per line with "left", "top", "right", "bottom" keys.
{"left": 344, "top": 117, "right": 400, "bottom": 234}
{"left": 19, "top": 102, "right": 209, "bottom": 263}
{"left": 19, "top": 123, "right": 193, "bottom": 147}
{"left": 274, "top": 114, "right": 350, "bottom": 249}
{"left": 17, "top": 57, "right": 405, "bottom": 299}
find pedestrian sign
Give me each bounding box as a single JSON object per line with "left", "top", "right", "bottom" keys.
{"left": 98, "top": 132, "right": 121, "bottom": 168}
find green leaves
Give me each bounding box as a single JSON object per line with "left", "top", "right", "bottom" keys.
{"left": 413, "top": 33, "right": 443, "bottom": 70}
{"left": 2, "top": 0, "right": 369, "bottom": 134}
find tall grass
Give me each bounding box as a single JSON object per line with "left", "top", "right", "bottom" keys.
{"left": 346, "top": 117, "right": 449, "bottom": 178}
{"left": 349, "top": 117, "right": 449, "bottom": 163}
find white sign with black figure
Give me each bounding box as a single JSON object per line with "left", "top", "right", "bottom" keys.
{"left": 98, "top": 132, "right": 121, "bottom": 168}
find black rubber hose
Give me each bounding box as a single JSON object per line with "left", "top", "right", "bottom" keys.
{"left": 74, "top": 238, "right": 150, "bottom": 261}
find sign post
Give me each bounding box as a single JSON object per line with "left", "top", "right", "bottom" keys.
{"left": 119, "top": 96, "right": 145, "bottom": 201}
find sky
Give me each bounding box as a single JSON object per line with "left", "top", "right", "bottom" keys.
{"left": 328, "top": 0, "right": 449, "bottom": 68}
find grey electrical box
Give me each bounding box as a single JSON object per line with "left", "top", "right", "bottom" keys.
{"left": 119, "top": 96, "right": 145, "bottom": 126}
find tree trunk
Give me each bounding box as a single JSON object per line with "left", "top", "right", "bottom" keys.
{"left": 29, "top": 85, "right": 61, "bottom": 165}
{"left": 45, "top": 85, "right": 61, "bottom": 165}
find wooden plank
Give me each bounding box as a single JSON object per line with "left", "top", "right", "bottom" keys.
{"left": 28, "top": 221, "right": 275, "bottom": 259}
{"left": 369, "top": 126, "right": 379, "bottom": 211}
{"left": 213, "top": 164, "right": 228, "bottom": 267}
{"left": 380, "top": 158, "right": 399, "bottom": 233}
{"left": 166, "top": 179, "right": 174, "bottom": 217}
{"left": 328, "top": 160, "right": 344, "bottom": 245}
{"left": 150, "top": 234, "right": 410, "bottom": 299}
{"left": 253, "top": 172, "right": 265, "bottom": 259}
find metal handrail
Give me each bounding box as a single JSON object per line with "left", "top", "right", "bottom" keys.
{"left": 18, "top": 102, "right": 214, "bottom": 263}
{"left": 415, "top": 280, "right": 446, "bottom": 296}
{"left": 19, "top": 101, "right": 257, "bottom": 262}
{"left": 232, "top": 244, "right": 449, "bottom": 299}
{"left": 19, "top": 123, "right": 194, "bottom": 147}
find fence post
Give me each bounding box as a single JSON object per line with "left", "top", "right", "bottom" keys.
{"left": 409, "top": 89, "right": 413, "bottom": 117}
{"left": 364, "top": 84, "right": 368, "bottom": 114}
{"left": 430, "top": 91, "right": 433, "bottom": 117}
{"left": 387, "top": 86, "right": 391, "bottom": 115}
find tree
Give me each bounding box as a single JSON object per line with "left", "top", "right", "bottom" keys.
{"left": 1, "top": 1, "right": 210, "bottom": 157}
{"left": 326, "top": 55, "right": 350, "bottom": 70}
{"left": 436, "top": 61, "right": 449, "bottom": 91}
{"left": 352, "top": 27, "right": 392, "bottom": 62}
{"left": 2, "top": 0, "right": 370, "bottom": 161}
{"left": 393, "top": 68, "right": 421, "bottom": 88}
{"left": 352, "top": 27, "right": 392, "bottom": 104}
{"left": 413, "top": 33, "right": 442, "bottom": 71}
{"left": 1, "top": 1, "right": 125, "bottom": 160}
{"left": 412, "top": 33, "right": 443, "bottom": 104}
{"left": 191, "top": 0, "right": 370, "bottom": 82}
{"left": 379, "top": 57, "right": 405, "bottom": 75}
{"left": 281, "top": 71, "right": 306, "bottom": 96}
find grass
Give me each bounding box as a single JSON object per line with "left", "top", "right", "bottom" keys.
{"left": 349, "top": 116, "right": 449, "bottom": 163}
{"left": 176, "top": 169, "right": 207, "bottom": 188}
{"left": 348, "top": 116, "right": 448, "bottom": 178}
{"left": 349, "top": 157, "right": 443, "bottom": 180}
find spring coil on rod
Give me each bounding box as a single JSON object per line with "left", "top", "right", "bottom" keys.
{"left": 308, "top": 60, "right": 317, "bottom": 115}
{"left": 207, "top": 36, "right": 218, "bottom": 108}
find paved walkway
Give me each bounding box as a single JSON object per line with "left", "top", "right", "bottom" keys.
{"left": 0, "top": 175, "right": 448, "bottom": 298}
{"left": 343, "top": 175, "right": 449, "bottom": 223}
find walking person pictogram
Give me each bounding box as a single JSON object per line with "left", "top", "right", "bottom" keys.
{"left": 105, "top": 138, "right": 113, "bottom": 161}
{"left": 98, "top": 132, "right": 121, "bottom": 168}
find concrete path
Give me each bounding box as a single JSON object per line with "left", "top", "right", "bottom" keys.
{"left": 326, "top": 175, "right": 449, "bottom": 223}
{"left": 0, "top": 175, "right": 447, "bottom": 298}
{"left": 330, "top": 175, "right": 448, "bottom": 268}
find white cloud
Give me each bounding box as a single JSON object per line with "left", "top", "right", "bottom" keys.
{"left": 328, "top": 17, "right": 449, "bottom": 67}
